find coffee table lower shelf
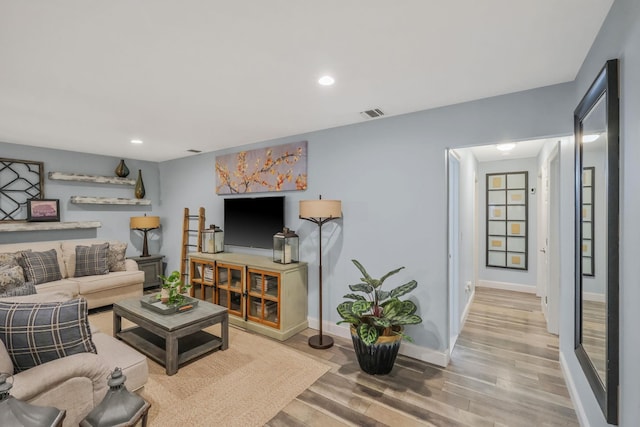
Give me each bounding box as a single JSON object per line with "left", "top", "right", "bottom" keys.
{"left": 117, "top": 327, "right": 224, "bottom": 369}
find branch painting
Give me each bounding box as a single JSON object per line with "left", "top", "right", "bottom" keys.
{"left": 215, "top": 141, "right": 307, "bottom": 194}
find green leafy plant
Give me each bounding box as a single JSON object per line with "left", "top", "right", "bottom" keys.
{"left": 337, "top": 259, "right": 422, "bottom": 345}
{"left": 157, "top": 270, "right": 190, "bottom": 305}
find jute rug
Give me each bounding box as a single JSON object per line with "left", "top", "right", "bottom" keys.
{"left": 89, "top": 311, "right": 330, "bottom": 426}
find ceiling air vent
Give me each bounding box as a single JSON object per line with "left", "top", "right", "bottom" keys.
{"left": 360, "top": 108, "right": 385, "bottom": 119}
{"left": 187, "top": 149, "right": 202, "bottom": 153}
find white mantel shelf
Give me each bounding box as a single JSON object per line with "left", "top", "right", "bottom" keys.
{"left": 49, "top": 172, "right": 136, "bottom": 186}
{"left": 0, "top": 221, "right": 102, "bottom": 232}
{"left": 70, "top": 196, "right": 151, "bottom": 205}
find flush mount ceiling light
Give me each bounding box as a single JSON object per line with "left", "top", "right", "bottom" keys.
{"left": 318, "top": 75, "right": 335, "bottom": 86}
{"left": 582, "top": 134, "right": 600, "bottom": 143}
{"left": 130, "top": 139, "right": 143, "bottom": 144}
{"left": 496, "top": 143, "right": 516, "bottom": 151}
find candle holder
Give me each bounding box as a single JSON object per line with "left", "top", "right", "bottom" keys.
{"left": 273, "top": 227, "right": 299, "bottom": 264}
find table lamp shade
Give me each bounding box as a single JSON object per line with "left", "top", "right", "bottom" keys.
{"left": 130, "top": 216, "right": 160, "bottom": 230}
{"left": 299, "top": 200, "right": 341, "bottom": 219}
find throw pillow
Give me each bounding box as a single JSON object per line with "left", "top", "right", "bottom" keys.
{"left": 0, "top": 265, "right": 29, "bottom": 296}
{"left": 0, "top": 297, "right": 96, "bottom": 372}
{"left": 0, "top": 252, "right": 20, "bottom": 269}
{"left": 75, "top": 243, "right": 109, "bottom": 277}
{"left": 22, "top": 249, "right": 62, "bottom": 285}
{"left": 0, "top": 281, "right": 37, "bottom": 298}
{"left": 107, "top": 241, "right": 127, "bottom": 272}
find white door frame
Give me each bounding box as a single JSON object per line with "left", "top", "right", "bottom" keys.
{"left": 447, "top": 149, "right": 461, "bottom": 351}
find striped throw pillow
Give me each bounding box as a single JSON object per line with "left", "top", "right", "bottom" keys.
{"left": 0, "top": 297, "right": 96, "bottom": 372}
{"left": 22, "top": 249, "right": 62, "bottom": 285}
{"left": 75, "top": 243, "right": 109, "bottom": 277}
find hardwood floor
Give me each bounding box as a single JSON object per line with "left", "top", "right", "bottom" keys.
{"left": 266, "top": 287, "right": 578, "bottom": 427}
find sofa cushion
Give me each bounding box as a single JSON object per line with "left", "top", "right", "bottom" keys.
{"left": 0, "top": 264, "right": 26, "bottom": 291}
{"left": 22, "top": 249, "right": 63, "bottom": 285}
{"left": 0, "top": 297, "right": 97, "bottom": 372}
{"left": 92, "top": 332, "right": 148, "bottom": 392}
{"left": 70, "top": 271, "right": 144, "bottom": 295}
{"left": 75, "top": 243, "right": 109, "bottom": 277}
{"left": 32, "top": 279, "right": 79, "bottom": 297}
{"left": 0, "top": 251, "right": 26, "bottom": 269}
{"left": 107, "top": 241, "right": 127, "bottom": 272}
{"left": 0, "top": 281, "right": 36, "bottom": 298}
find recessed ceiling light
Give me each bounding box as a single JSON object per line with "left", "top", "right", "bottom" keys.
{"left": 130, "top": 139, "right": 143, "bottom": 144}
{"left": 582, "top": 134, "right": 600, "bottom": 143}
{"left": 496, "top": 143, "right": 516, "bottom": 151}
{"left": 318, "top": 76, "right": 335, "bottom": 86}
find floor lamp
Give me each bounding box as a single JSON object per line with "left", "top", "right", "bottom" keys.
{"left": 299, "top": 196, "right": 342, "bottom": 349}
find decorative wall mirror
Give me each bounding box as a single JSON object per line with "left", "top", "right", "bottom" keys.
{"left": 574, "top": 58, "right": 619, "bottom": 425}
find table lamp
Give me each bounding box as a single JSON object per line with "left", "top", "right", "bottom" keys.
{"left": 299, "top": 196, "right": 342, "bottom": 349}
{"left": 130, "top": 215, "right": 160, "bottom": 257}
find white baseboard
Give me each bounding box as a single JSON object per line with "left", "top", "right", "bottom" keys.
{"left": 560, "top": 352, "right": 590, "bottom": 427}
{"left": 461, "top": 288, "right": 475, "bottom": 325}
{"left": 478, "top": 280, "right": 536, "bottom": 294}
{"left": 308, "top": 317, "right": 449, "bottom": 368}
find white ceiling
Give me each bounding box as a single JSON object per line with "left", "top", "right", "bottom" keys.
{"left": 0, "top": 1, "right": 613, "bottom": 162}
{"left": 465, "top": 137, "right": 558, "bottom": 162}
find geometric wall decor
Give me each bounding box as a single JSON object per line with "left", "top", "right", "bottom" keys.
{"left": 486, "top": 171, "right": 528, "bottom": 270}
{"left": 215, "top": 141, "right": 307, "bottom": 194}
{"left": 0, "top": 158, "right": 44, "bottom": 221}
{"left": 581, "top": 166, "right": 594, "bottom": 276}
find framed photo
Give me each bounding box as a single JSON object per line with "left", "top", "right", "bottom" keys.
{"left": 26, "top": 199, "right": 60, "bottom": 222}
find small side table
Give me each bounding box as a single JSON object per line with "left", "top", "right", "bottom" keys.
{"left": 128, "top": 254, "right": 164, "bottom": 290}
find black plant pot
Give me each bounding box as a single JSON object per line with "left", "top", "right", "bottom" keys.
{"left": 350, "top": 326, "right": 402, "bottom": 375}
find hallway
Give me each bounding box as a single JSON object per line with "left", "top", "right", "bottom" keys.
{"left": 269, "top": 287, "right": 578, "bottom": 426}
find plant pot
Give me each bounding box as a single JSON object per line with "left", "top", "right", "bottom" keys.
{"left": 350, "top": 325, "right": 402, "bottom": 375}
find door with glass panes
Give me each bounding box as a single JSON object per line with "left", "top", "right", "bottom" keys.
{"left": 215, "top": 263, "right": 243, "bottom": 317}
{"left": 247, "top": 268, "right": 280, "bottom": 328}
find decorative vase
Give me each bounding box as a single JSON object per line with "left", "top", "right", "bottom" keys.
{"left": 350, "top": 326, "right": 403, "bottom": 375}
{"left": 115, "top": 159, "right": 130, "bottom": 177}
{"left": 134, "top": 169, "right": 145, "bottom": 199}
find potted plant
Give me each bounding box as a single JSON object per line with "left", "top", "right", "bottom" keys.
{"left": 157, "top": 270, "right": 190, "bottom": 305}
{"left": 337, "top": 259, "right": 422, "bottom": 375}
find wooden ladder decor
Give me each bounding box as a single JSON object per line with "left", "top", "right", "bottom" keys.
{"left": 180, "top": 207, "right": 205, "bottom": 285}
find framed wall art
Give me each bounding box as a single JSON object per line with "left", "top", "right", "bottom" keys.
{"left": 215, "top": 141, "right": 307, "bottom": 195}
{"left": 27, "top": 199, "right": 60, "bottom": 222}
{"left": 0, "top": 158, "right": 44, "bottom": 221}
{"left": 486, "top": 171, "right": 528, "bottom": 270}
{"left": 582, "top": 166, "right": 595, "bottom": 276}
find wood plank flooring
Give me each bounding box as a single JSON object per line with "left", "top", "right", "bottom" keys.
{"left": 266, "top": 287, "right": 578, "bottom": 427}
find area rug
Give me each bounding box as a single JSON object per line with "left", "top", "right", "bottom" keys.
{"left": 89, "top": 311, "right": 330, "bottom": 426}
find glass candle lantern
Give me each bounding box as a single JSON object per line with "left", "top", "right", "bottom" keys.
{"left": 273, "top": 227, "right": 299, "bottom": 264}
{"left": 202, "top": 224, "right": 224, "bottom": 253}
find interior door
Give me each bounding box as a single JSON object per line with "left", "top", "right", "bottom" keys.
{"left": 546, "top": 147, "right": 560, "bottom": 334}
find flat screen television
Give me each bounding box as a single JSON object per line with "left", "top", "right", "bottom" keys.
{"left": 223, "top": 196, "right": 285, "bottom": 249}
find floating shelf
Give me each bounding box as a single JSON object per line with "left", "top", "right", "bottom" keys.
{"left": 70, "top": 196, "right": 151, "bottom": 205}
{"left": 0, "top": 221, "right": 102, "bottom": 232}
{"left": 49, "top": 172, "right": 136, "bottom": 186}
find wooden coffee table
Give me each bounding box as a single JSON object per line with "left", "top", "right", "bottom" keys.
{"left": 113, "top": 297, "right": 228, "bottom": 375}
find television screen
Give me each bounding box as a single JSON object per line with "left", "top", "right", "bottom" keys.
{"left": 223, "top": 196, "right": 285, "bottom": 249}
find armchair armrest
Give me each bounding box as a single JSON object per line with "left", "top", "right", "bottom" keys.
{"left": 125, "top": 259, "right": 139, "bottom": 271}
{"left": 11, "top": 352, "right": 110, "bottom": 405}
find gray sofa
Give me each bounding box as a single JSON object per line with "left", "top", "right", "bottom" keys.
{"left": 0, "top": 239, "right": 144, "bottom": 309}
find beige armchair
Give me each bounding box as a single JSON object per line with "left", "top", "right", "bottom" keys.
{"left": 0, "top": 292, "right": 148, "bottom": 426}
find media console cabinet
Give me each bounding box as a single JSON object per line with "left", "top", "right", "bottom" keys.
{"left": 187, "top": 252, "right": 308, "bottom": 341}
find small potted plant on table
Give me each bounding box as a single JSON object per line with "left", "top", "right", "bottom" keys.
{"left": 158, "top": 270, "right": 190, "bottom": 306}
{"left": 337, "top": 259, "right": 422, "bottom": 375}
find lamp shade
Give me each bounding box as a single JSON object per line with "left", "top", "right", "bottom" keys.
{"left": 130, "top": 216, "right": 160, "bottom": 230}
{"left": 299, "top": 200, "right": 341, "bottom": 219}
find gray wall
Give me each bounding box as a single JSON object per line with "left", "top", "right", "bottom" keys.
{"left": 560, "top": 0, "right": 640, "bottom": 425}
{"left": 159, "top": 82, "right": 575, "bottom": 355}
{"left": 0, "top": 141, "right": 161, "bottom": 256}
{"left": 478, "top": 157, "right": 538, "bottom": 289}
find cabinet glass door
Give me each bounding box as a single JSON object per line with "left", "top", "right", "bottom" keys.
{"left": 216, "top": 263, "right": 243, "bottom": 317}
{"left": 247, "top": 269, "right": 280, "bottom": 328}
